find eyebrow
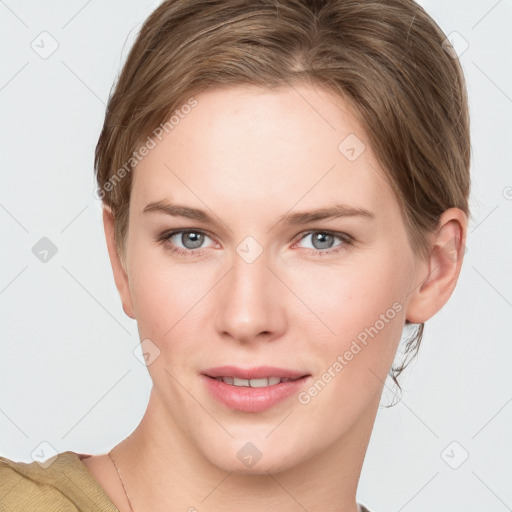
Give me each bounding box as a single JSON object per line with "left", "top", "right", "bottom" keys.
{"left": 143, "top": 199, "right": 375, "bottom": 225}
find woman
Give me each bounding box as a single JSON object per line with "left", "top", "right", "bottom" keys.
{"left": 0, "top": 0, "right": 470, "bottom": 511}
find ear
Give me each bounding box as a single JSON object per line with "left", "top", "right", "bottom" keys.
{"left": 405, "top": 207, "right": 467, "bottom": 324}
{"left": 102, "top": 206, "right": 135, "bottom": 319}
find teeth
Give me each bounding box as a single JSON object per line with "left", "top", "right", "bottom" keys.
{"left": 215, "top": 376, "right": 295, "bottom": 387}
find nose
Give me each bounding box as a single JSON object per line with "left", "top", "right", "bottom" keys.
{"left": 214, "top": 246, "right": 287, "bottom": 344}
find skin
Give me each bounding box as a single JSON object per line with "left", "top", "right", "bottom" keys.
{"left": 82, "top": 84, "right": 467, "bottom": 512}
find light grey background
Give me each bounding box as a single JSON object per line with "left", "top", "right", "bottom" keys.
{"left": 1, "top": 1, "right": 511, "bottom": 511}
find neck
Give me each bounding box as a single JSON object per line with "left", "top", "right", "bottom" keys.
{"left": 113, "top": 387, "right": 378, "bottom": 512}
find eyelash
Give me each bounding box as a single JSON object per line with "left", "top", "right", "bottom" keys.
{"left": 158, "top": 229, "right": 353, "bottom": 258}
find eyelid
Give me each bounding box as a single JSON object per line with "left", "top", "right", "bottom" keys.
{"left": 159, "top": 228, "right": 353, "bottom": 255}
{"left": 292, "top": 229, "right": 353, "bottom": 246}
{"left": 160, "top": 228, "right": 218, "bottom": 247}
{"left": 292, "top": 229, "right": 355, "bottom": 251}
{"left": 160, "top": 227, "right": 216, "bottom": 240}
{"left": 160, "top": 228, "right": 351, "bottom": 242}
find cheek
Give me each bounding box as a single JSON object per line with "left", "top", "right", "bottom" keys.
{"left": 127, "top": 245, "right": 188, "bottom": 337}
{"left": 127, "top": 244, "right": 222, "bottom": 362}
{"left": 289, "top": 260, "right": 409, "bottom": 430}
{"left": 292, "top": 252, "right": 410, "bottom": 372}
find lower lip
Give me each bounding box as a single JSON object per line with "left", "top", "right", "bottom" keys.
{"left": 202, "top": 375, "right": 311, "bottom": 413}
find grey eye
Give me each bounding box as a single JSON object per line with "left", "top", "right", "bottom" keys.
{"left": 299, "top": 231, "right": 343, "bottom": 251}
{"left": 172, "top": 231, "right": 206, "bottom": 249}
{"left": 311, "top": 232, "right": 336, "bottom": 250}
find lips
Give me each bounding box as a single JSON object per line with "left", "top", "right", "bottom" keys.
{"left": 202, "top": 365, "right": 310, "bottom": 381}
{"left": 202, "top": 368, "right": 312, "bottom": 412}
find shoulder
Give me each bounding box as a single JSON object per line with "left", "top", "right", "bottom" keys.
{"left": 0, "top": 451, "right": 119, "bottom": 512}
{"left": 0, "top": 451, "right": 78, "bottom": 511}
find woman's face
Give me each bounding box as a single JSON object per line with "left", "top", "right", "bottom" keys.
{"left": 117, "top": 84, "right": 424, "bottom": 473}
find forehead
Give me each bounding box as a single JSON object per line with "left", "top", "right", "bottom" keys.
{"left": 131, "top": 84, "right": 396, "bottom": 219}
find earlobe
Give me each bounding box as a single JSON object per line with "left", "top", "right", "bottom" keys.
{"left": 102, "top": 206, "right": 135, "bottom": 320}
{"left": 405, "top": 208, "right": 467, "bottom": 324}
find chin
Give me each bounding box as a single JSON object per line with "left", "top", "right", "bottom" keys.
{"left": 201, "top": 438, "right": 307, "bottom": 476}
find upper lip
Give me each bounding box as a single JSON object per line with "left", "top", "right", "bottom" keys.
{"left": 203, "top": 366, "right": 309, "bottom": 380}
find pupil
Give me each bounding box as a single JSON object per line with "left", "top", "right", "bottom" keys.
{"left": 313, "top": 232, "right": 333, "bottom": 250}
{"left": 183, "top": 232, "right": 204, "bottom": 249}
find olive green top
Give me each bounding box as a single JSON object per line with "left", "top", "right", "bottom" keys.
{"left": 0, "top": 451, "right": 119, "bottom": 512}
{"left": 0, "top": 450, "right": 373, "bottom": 511}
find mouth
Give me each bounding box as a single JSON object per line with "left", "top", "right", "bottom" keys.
{"left": 203, "top": 365, "right": 310, "bottom": 383}
{"left": 205, "top": 375, "right": 306, "bottom": 387}
{"left": 201, "top": 367, "right": 312, "bottom": 412}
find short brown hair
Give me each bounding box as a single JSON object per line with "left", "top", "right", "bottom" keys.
{"left": 95, "top": 0, "right": 471, "bottom": 394}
